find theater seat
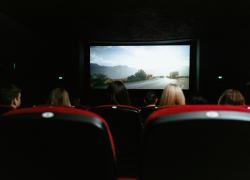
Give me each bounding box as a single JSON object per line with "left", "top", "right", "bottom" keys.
{"left": 91, "top": 105, "right": 142, "bottom": 178}
{"left": 0, "top": 104, "right": 15, "bottom": 116}
{"left": 138, "top": 106, "right": 158, "bottom": 124}
{"left": 141, "top": 105, "right": 250, "bottom": 180}
{"left": 72, "top": 105, "right": 91, "bottom": 111}
{"left": 19, "top": 104, "right": 73, "bottom": 109}
{"left": 1, "top": 106, "right": 116, "bottom": 180}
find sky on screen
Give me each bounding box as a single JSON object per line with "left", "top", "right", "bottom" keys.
{"left": 90, "top": 45, "right": 190, "bottom": 75}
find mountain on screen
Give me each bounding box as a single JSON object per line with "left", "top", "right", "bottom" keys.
{"left": 90, "top": 63, "right": 138, "bottom": 79}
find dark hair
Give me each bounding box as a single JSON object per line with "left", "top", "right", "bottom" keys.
{"left": 145, "top": 91, "right": 157, "bottom": 105}
{"left": 218, "top": 89, "right": 245, "bottom": 105}
{"left": 0, "top": 84, "right": 21, "bottom": 105}
{"left": 105, "top": 81, "right": 131, "bottom": 106}
{"left": 189, "top": 92, "right": 208, "bottom": 104}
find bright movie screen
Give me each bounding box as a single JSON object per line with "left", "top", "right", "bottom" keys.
{"left": 90, "top": 45, "right": 190, "bottom": 89}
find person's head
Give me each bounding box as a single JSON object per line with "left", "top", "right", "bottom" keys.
{"left": 46, "top": 88, "right": 71, "bottom": 107}
{"left": 218, "top": 89, "right": 245, "bottom": 105}
{"left": 69, "top": 91, "right": 81, "bottom": 106}
{"left": 0, "top": 84, "right": 21, "bottom": 109}
{"left": 159, "top": 84, "right": 185, "bottom": 107}
{"left": 105, "top": 81, "right": 131, "bottom": 106}
{"left": 189, "top": 92, "right": 208, "bottom": 104}
{"left": 144, "top": 91, "right": 158, "bottom": 105}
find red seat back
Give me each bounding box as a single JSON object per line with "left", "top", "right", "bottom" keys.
{"left": 138, "top": 106, "right": 158, "bottom": 124}
{"left": 72, "top": 105, "right": 91, "bottom": 111}
{"left": 92, "top": 105, "right": 142, "bottom": 177}
{"left": 92, "top": 105, "right": 142, "bottom": 140}
{"left": 141, "top": 105, "right": 250, "bottom": 180}
{"left": 1, "top": 106, "right": 116, "bottom": 180}
{"left": 0, "top": 104, "right": 15, "bottom": 116}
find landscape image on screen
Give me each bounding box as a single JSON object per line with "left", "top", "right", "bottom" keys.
{"left": 90, "top": 45, "right": 190, "bottom": 89}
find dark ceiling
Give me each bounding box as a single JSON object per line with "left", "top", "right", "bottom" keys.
{"left": 0, "top": 0, "right": 250, "bottom": 40}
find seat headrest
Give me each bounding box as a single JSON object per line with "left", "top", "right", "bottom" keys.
{"left": 145, "top": 105, "right": 250, "bottom": 125}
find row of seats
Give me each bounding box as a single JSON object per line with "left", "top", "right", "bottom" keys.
{"left": 1, "top": 105, "right": 250, "bottom": 179}
{"left": 0, "top": 104, "right": 150, "bottom": 177}
{"left": 19, "top": 104, "right": 158, "bottom": 123}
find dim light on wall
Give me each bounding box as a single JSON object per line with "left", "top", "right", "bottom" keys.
{"left": 218, "top": 76, "right": 222, "bottom": 79}
{"left": 59, "top": 77, "right": 63, "bottom": 79}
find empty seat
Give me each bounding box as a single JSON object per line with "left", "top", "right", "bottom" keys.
{"left": 72, "top": 105, "right": 91, "bottom": 111}
{"left": 0, "top": 106, "right": 116, "bottom": 180}
{"left": 0, "top": 104, "right": 15, "bottom": 116}
{"left": 140, "top": 105, "right": 250, "bottom": 180}
{"left": 91, "top": 105, "right": 142, "bottom": 178}
{"left": 138, "top": 106, "right": 158, "bottom": 124}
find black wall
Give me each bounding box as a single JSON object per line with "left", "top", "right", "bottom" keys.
{"left": 200, "top": 28, "right": 250, "bottom": 103}
{"left": 1, "top": 10, "right": 250, "bottom": 105}
{"left": 0, "top": 11, "right": 80, "bottom": 104}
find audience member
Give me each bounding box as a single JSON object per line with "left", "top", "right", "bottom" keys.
{"left": 46, "top": 88, "right": 71, "bottom": 107}
{"left": 0, "top": 84, "right": 21, "bottom": 109}
{"left": 188, "top": 92, "right": 208, "bottom": 104}
{"left": 144, "top": 91, "right": 158, "bottom": 106}
{"left": 218, "top": 89, "right": 245, "bottom": 105}
{"left": 69, "top": 90, "right": 80, "bottom": 106}
{"left": 159, "top": 84, "right": 185, "bottom": 107}
{"left": 104, "top": 81, "right": 132, "bottom": 106}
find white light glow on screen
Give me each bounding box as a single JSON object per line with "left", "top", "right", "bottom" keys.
{"left": 90, "top": 45, "right": 190, "bottom": 89}
{"left": 90, "top": 45, "right": 190, "bottom": 76}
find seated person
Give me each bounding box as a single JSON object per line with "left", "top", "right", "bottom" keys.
{"left": 144, "top": 91, "right": 158, "bottom": 106}
{"left": 159, "top": 84, "right": 185, "bottom": 107}
{"left": 104, "top": 81, "right": 132, "bottom": 106}
{"left": 0, "top": 84, "right": 21, "bottom": 109}
{"left": 69, "top": 90, "right": 80, "bottom": 106}
{"left": 188, "top": 92, "right": 208, "bottom": 104}
{"left": 218, "top": 89, "right": 245, "bottom": 105}
{"left": 46, "top": 88, "right": 71, "bottom": 107}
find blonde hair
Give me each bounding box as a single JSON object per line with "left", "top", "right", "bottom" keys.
{"left": 218, "top": 89, "right": 245, "bottom": 105}
{"left": 47, "top": 88, "right": 71, "bottom": 107}
{"left": 159, "top": 84, "right": 185, "bottom": 107}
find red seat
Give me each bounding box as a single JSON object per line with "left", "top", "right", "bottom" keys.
{"left": 1, "top": 106, "right": 116, "bottom": 180}
{"left": 72, "top": 105, "right": 91, "bottom": 111}
{"left": 138, "top": 106, "right": 158, "bottom": 124}
{"left": 141, "top": 105, "right": 250, "bottom": 180}
{"left": 91, "top": 105, "right": 142, "bottom": 178}
{"left": 0, "top": 104, "right": 15, "bottom": 116}
{"left": 19, "top": 104, "right": 73, "bottom": 109}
